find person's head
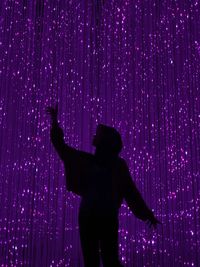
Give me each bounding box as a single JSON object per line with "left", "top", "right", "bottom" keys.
{"left": 92, "top": 124, "right": 123, "bottom": 156}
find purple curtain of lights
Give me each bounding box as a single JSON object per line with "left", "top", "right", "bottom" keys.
{"left": 0, "top": 0, "right": 200, "bottom": 266}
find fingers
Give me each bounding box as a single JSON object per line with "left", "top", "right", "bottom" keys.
{"left": 146, "top": 219, "right": 160, "bottom": 229}
{"left": 146, "top": 220, "right": 152, "bottom": 228}
{"left": 46, "top": 107, "right": 54, "bottom": 113}
{"left": 154, "top": 218, "right": 162, "bottom": 225}
{"left": 46, "top": 105, "right": 58, "bottom": 114}
{"left": 46, "top": 106, "right": 57, "bottom": 116}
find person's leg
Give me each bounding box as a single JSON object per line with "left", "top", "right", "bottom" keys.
{"left": 100, "top": 217, "right": 124, "bottom": 267}
{"left": 78, "top": 210, "right": 100, "bottom": 267}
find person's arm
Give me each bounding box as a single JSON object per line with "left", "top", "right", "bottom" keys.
{"left": 50, "top": 120, "right": 74, "bottom": 161}
{"left": 46, "top": 104, "right": 85, "bottom": 196}
{"left": 124, "top": 173, "right": 154, "bottom": 221}
{"left": 121, "top": 159, "right": 159, "bottom": 225}
{"left": 46, "top": 104, "right": 75, "bottom": 161}
{"left": 50, "top": 120, "right": 92, "bottom": 196}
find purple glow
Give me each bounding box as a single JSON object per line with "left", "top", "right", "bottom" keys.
{"left": 0, "top": 0, "right": 200, "bottom": 266}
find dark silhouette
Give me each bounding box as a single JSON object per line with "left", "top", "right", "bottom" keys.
{"left": 46, "top": 104, "right": 160, "bottom": 267}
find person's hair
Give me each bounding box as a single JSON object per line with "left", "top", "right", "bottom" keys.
{"left": 96, "top": 124, "right": 123, "bottom": 155}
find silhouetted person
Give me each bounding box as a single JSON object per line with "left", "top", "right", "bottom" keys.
{"left": 46, "top": 104, "right": 160, "bottom": 267}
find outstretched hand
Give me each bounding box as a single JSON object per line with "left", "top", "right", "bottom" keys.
{"left": 46, "top": 103, "right": 58, "bottom": 123}
{"left": 146, "top": 216, "right": 162, "bottom": 229}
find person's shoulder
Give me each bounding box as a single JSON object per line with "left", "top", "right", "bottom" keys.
{"left": 115, "top": 157, "right": 129, "bottom": 171}
{"left": 74, "top": 149, "right": 94, "bottom": 161}
{"left": 63, "top": 146, "right": 93, "bottom": 160}
{"left": 119, "top": 157, "right": 132, "bottom": 174}
{"left": 118, "top": 157, "right": 127, "bottom": 166}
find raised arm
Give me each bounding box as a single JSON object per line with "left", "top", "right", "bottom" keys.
{"left": 46, "top": 104, "right": 92, "bottom": 196}
{"left": 50, "top": 120, "right": 73, "bottom": 161}
{"left": 46, "top": 104, "right": 74, "bottom": 161}
{"left": 121, "top": 159, "right": 160, "bottom": 227}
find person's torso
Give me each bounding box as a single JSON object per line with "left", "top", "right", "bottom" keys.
{"left": 80, "top": 157, "right": 123, "bottom": 216}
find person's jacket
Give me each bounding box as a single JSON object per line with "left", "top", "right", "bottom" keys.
{"left": 50, "top": 121, "right": 154, "bottom": 222}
